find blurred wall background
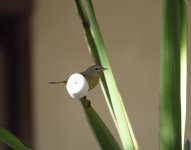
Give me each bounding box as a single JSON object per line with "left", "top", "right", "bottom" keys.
{"left": 32, "top": 0, "right": 191, "bottom": 149}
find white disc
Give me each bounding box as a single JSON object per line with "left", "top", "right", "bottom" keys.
{"left": 66, "top": 73, "right": 89, "bottom": 99}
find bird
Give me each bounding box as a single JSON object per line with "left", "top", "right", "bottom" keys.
{"left": 49, "top": 65, "right": 107, "bottom": 107}
{"left": 49, "top": 65, "right": 106, "bottom": 90}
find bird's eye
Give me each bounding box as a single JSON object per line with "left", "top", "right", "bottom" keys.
{"left": 95, "top": 67, "right": 99, "bottom": 71}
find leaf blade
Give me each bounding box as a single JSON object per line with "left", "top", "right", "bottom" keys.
{"left": 75, "top": 0, "right": 139, "bottom": 149}
{"left": 159, "top": 0, "right": 187, "bottom": 149}
{"left": 81, "top": 98, "right": 121, "bottom": 150}
{"left": 0, "top": 127, "right": 31, "bottom": 150}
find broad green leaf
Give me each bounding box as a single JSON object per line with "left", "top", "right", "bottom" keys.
{"left": 80, "top": 97, "right": 121, "bottom": 150}
{"left": 0, "top": 127, "right": 32, "bottom": 150}
{"left": 75, "top": 1, "right": 120, "bottom": 149}
{"left": 75, "top": 0, "right": 138, "bottom": 149}
{"left": 180, "top": 1, "right": 187, "bottom": 148}
{"left": 160, "top": 0, "right": 187, "bottom": 149}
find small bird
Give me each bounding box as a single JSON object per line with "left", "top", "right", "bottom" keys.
{"left": 49, "top": 65, "right": 106, "bottom": 89}
{"left": 49, "top": 65, "right": 106, "bottom": 102}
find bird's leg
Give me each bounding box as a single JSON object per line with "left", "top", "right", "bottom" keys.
{"left": 80, "top": 96, "right": 91, "bottom": 108}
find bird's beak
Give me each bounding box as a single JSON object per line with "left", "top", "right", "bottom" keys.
{"left": 102, "top": 67, "right": 107, "bottom": 71}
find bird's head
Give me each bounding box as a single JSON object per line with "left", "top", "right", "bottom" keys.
{"left": 86, "top": 65, "right": 107, "bottom": 76}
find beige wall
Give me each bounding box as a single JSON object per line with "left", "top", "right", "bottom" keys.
{"left": 32, "top": 0, "right": 191, "bottom": 149}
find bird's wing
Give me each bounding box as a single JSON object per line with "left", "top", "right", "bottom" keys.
{"left": 80, "top": 71, "right": 87, "bottom": 78}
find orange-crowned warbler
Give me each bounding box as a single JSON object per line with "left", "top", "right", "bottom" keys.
{"left": 49, "top": 65, "right": 106, "bottom": 105}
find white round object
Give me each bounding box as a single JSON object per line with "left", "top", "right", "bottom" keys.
{"left": 66, "top": 73, "right": 89, "bottom": 99}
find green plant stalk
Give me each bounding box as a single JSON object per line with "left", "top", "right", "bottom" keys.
{"left": 74, "top": 0, "right": 116, "bottom": 122}
{"left": 75, "top": 1, "right": 121, "bottom": 148}
{"left": 80, "top": 97, "right": 121, "bottom": 150}
{"left": 180, "top": 1, "right": 187, "bottom": 149}
{"left": 75, "top": 0, "right": 138, "bottom": 149}
{"left": 160, "top": 0, "right": 187, "bottom": 149}
{"left": 0, "top": 127, "right": 32, "bottom": 150}
{"left": 85, "top": 1, "right": 138, "bottom": 149}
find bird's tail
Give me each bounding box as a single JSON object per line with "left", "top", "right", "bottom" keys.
{"left": 49, "top": 80, "right": 67, "bottom": 85}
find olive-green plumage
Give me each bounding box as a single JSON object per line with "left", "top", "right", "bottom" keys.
{"left": 49, "top": 65, "right": 106, "bottom": 91}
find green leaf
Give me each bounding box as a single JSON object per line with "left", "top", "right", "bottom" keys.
{"left": 159, "top": 0, "right": 187, "bottom": 149}
{"left": 0, "top": 127, "right": 32, "bottom": 150}
{"left": 80, "top": 97, "right": 121, "bottom": 150}
{"left": 75, "top": 0, "right": 138, "bottom": 149}
{"left": 180, "top": 1, "right": 187, "bottom": 148}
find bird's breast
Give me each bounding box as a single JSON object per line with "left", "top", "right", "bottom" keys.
{"left": 88, "top": 75, "right": 99, "bottom": 91}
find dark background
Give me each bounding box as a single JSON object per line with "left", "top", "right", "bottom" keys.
{"left": 0, "top": 0, "right": 33, "bottom": 149}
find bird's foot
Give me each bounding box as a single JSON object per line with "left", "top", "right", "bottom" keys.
{"left": 80, "top": 96, "right": 91, "bottom": 108}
